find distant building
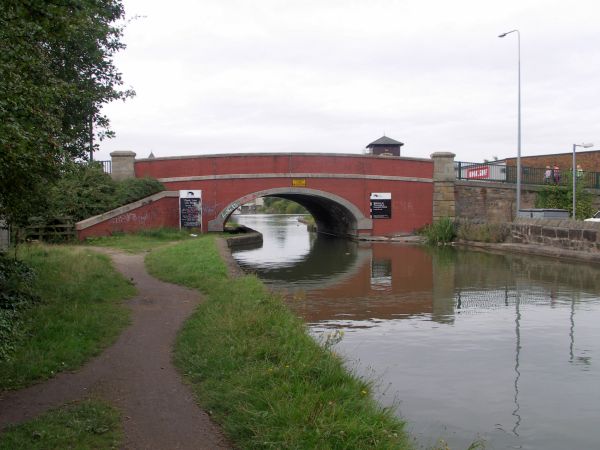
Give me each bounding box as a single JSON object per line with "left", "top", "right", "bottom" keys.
{"left": 365, "top": 136, "right": 404, "bottom": 157}
{"left": 503, "top": 150, "right": 600, "bottom": 172}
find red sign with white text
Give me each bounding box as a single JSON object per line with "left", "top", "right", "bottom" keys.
{"left": 466, "top": 166, "right": 490, "bottom": 179}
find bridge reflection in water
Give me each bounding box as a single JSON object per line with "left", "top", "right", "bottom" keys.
{"left": 231, "top": 214, "right": 600, "bottom": 450}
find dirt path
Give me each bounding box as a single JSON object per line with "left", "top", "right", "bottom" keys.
{"left": 0, "top": 248, "right": 231, "bottom": 450}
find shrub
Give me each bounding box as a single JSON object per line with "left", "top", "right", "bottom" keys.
{"left": 535, "top": 173, "right": 593, "bottom": 220}
{"left": 42, "top": 163, "right": 165, "bottom": 223}
{"left": 422, "top": 217, "right": 456, "bottom": 245}
{"left": 0, "top": 255, "right": 39, "bottom": 360}
{"left": 113, "top": 177, "right": 165, "bottom": 206}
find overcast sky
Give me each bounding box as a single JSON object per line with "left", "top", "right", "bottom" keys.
{"left": 97, "top": 0, "right": 600, "bottom": 162}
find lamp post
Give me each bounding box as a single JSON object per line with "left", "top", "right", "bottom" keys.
{"left": 573, "top": 143, "right": 593, "bottom": 219}
{"left": 499, "top": 29, "right": 521, "bottom": 215}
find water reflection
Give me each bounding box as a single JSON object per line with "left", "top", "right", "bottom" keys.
{"left": 231, "top": 214, "right": 600, "bottom": 450}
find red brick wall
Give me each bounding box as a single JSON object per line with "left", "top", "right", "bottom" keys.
{"left": 135, "top": 154, "right": 432, "bottom": 180}
{"left": 505, "top": 150, "right": 600, "bottom": 172}
{"left": 77, "top": 196, "right": 180, "bottom": 240}
{"left": 135, "top": 154, "right": 434, "bottom": 235}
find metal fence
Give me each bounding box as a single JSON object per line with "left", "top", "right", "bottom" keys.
{"left": 98, "top": 160, "right": 111, "bottom": 174}
{"left": 455, "top": 161, "right": 600, "bottom": 188}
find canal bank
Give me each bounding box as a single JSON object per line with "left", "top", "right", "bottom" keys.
{"left": 145, "top": 235, "right": 412, "bottom": 450}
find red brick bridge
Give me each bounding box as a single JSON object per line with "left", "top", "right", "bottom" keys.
{"left": 77, "top": 152, "right": 454, "bottom": 239}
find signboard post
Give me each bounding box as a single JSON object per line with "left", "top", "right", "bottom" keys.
{"left": 179, "top": 190, "right": 202, "bottom": 231}
{"left": 370, "top": 193, "right": 392, "bottom": 219}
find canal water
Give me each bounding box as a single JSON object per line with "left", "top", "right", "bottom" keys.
{"left": 231, "top": 214, "right": 600, "bottom": 450}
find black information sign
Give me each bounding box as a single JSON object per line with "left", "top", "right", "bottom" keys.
{"left": 370, "top": 193, "right": 392, "bottom": 219}
{"left": 180, "top": 197, "right": 201, "bottom": 228}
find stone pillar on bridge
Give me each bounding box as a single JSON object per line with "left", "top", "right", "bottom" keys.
{"left": 431, "top": 152, "right": 456, "bottom": 221}
{"left": 110, "top": 151, "right": 136, "bottom": 181}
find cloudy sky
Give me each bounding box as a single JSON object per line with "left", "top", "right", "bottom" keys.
{"left": 97, "top": 0, "right": 600, "bottom": 162}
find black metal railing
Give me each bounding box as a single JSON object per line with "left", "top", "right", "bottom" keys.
{"left": 455, "top": 161, "right": 600, "bottom": 189}
{"left": 98, "top": 160, "right": 111, "bottom": 174}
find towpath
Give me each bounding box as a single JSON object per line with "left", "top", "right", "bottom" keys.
{"left": 0, "top": 248, "right": 231, "bottom": 450}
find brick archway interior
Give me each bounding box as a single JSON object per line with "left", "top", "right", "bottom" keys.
{"left": 208, "top": 187, "right": 372, "bottom": 237}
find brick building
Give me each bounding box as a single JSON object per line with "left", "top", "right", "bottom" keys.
{"left": 504, "top": 150, "right": 600, "bottom": 172}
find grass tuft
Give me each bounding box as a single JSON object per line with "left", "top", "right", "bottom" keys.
{"left": 421, "top": 217, "right": 456, "bottom": 245}
{"left": 0, "top": 399, "right": 122, "bottom": 450}
{"left": 146, "top": 236, "right": 410, "bottom": 450}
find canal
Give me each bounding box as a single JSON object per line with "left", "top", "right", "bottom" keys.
{"left": 231, "top": 214, "right": 600, "bottom": 450}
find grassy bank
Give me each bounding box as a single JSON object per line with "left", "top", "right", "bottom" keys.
{"left": 146, "top": 236, "right": 410, "bottom": 449}
{"left": 0, "top": 399, "right": 122, "bottom": 450}
{"left": 0, "top": 245, "right": 134, "bottom": 390}
{"left": 84, "top": 228, "right": 192, "bottom": 253}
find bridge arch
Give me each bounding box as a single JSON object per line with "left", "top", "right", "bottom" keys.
{"left": 208, "top": 187, "right": 372, "bottom": 237}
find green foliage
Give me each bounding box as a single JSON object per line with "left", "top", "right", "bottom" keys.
{"left": 422, "top": 217, "right": 456, "bottom": 245}
{"left": 535, "top": 176, "right": 593, "bottom": 220}
{"left": 113, "top": 177, "right": 165, "bottom": 207}
{"left": 0, "top": 256, "right": 40, "bottom": 360}
{"left": 0, "top": 399, "right": 122, "bottom": 449}
{"left": 0, "top": 245, "right": 134, "bottom": 389}
{"left": 260, "top": 198, "right": 308, "bottom": 214}
{"left": 456, "top": 221, "right": 510, "bottom": 243}
{"left": 0, "top": 0, "right": 134, "bottom": 229}
{"left": 42, "top": 163, "right": 164, "bottom": 223}
{"left": 146, "top": 237, "right": 410, "bottom": 449}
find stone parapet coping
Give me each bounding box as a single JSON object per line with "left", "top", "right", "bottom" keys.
{"left": 157, "top": 173, "right": 432, "bottom": 184}
{"left": 76, "top": 191, "right": 179, "bottom": 231}
{"left": 135, "top": 152, "right": 432, "bottom": 163}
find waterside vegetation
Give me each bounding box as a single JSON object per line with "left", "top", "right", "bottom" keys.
{"left": 145, "top": 236, "right": 410, "bottom": 449}
{"left": 421, "top": 217, "right": 456, "bottom": 245}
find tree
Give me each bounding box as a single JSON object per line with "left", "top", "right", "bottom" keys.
{"left": 0, "top": 0, "right": 134, "bottom": 230}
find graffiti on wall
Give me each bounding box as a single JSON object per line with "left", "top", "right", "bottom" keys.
{"left": 110, "top": 211, "right": 156, "bottom": 226}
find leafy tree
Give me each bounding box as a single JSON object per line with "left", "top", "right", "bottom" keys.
{"left": 0, "top": 0, "right": 134, "bottom": 230}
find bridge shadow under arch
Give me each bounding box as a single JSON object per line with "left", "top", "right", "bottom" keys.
{"left": 208, "top": 187, "right": 372, "bottom": 237}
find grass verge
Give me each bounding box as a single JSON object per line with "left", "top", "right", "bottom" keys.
{"left": 146, "top": 236, "right": 410, "bottom": 449}
{"left": 0, "top": 399, "right": 122, "bottom": 450}
{"left": 0, "top": 245, "right": 135, "bottom": 390}
{"left": 83, "top": 228, "right": 192, "bottom": 253}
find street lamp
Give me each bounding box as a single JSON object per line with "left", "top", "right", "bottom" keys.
{"left": 573, "top": 142, "right": 593, "bottom": 219}
{"left": 499, "top": 29, "right": 521, "bottom": 215}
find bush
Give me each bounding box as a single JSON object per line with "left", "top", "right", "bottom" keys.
{"left": 421, "top": 217, "right": 456, "bottom": 245}
{"left": 39, "top": 163, "right": 164, "bottom": 224}
{"left": 0, "top": 255, "right": 39, "bottom": 360}
{"left": 113, "top": 177, "right": 165, "bottom": 206}
{"left": 535, "top": 174, "right": 593, "bottom": 220}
